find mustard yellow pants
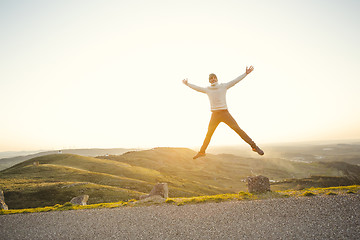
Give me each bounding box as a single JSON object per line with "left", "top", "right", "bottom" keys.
{"left": 200, "top": 109, "right": 256, "bottom": 153}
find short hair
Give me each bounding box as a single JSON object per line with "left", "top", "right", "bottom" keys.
{"left": 209, "top": 73, "right": 217, "bottom": 80}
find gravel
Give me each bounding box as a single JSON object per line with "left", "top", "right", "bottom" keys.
{"left": 1, "top": 195, "right": 359, "bottom": 239}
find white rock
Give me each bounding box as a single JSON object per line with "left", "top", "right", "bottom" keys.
{"left": 140, "top": 183, "right": 169, "bottom": 200}
{"left": 0, "top": 189, "right": 8, "bottom": 210}
{"left": 70, "top": 195, "right": 89, "bottom": 205}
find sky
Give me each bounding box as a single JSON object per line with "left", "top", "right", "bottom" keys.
{"left": 0, "top": 0, "right": 359, "bottom": 152}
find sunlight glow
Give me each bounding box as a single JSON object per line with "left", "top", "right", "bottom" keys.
{"left": 0, "top": 0, "right": 359, "bottom": 151}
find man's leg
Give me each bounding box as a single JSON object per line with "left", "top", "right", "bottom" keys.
{"left": 222, "top": 111, "right": 256, "bottom": 148}
{"left": 194, "top": 112, "right": 220, "bottom": 159}
{"left": 223, "top": 111, "right": 264, "bottom": 155}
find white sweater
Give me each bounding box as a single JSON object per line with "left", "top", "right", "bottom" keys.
{"left": 185, "top": 73, "right": 248, "bottom": 111}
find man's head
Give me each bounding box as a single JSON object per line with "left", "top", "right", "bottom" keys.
{"left": 209, "top": 73, "right": 218, "bottom": 84}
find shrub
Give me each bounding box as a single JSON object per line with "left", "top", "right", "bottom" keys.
{"left": 346, "top": 190, "right": 355, "bottom": 194}
{"left": 326, "top": 192, "right": 337, "bottom": 196}
{"left": 165, "top": 198, "right": 175, "bottom": 204}
{"left": 238, "top": 191, "right": 252, "bottom": 199}
{"left": 213, "top": 196, "right": 223, "bottom": 202}
{"left": 188, "top": 198, "right": 197, "bottom": 203}
{"left": 196, "top": 198, "right": 207, "bottom": 203}
{"left": 302, "top": 191, "right": 316, "bottom": 197}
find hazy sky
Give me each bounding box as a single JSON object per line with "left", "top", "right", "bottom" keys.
{"left": 1, "top": 0, "right": 359, "bottom": 151}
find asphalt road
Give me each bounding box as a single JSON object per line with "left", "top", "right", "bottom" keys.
{"left": 1, "top": 195, "right": 359, "bottom": 240}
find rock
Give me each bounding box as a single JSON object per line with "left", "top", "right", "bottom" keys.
{"left": 0, "top": 189, "right": 4, "bottom": 202}
{"left": 137, "top": 195, "right": 166, "bottom": 204}
{"left": 139, "top": 195, "right": 148, "bottom": 200}
{"left": 247, "top": 175, "right": 270, "bottom": 193}
{"left": 70, "top": 195, "right": 89, "bottom": 206}
{"left": 140, "top": 183, "right": 168, "bottom": 200}
{"left": 149, "top": 183, "right": 169, "bottom": 198}
{"left": 33, "top": 161, "right": 39, "bottom": 167}
{"left": 0, "top": 189, "right": 8, "bottom": 210}
{"left": 0, "top": 200, "right": 8, "bottom": 210}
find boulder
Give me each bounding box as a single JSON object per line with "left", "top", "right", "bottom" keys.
{"left": 0, "top": 189, "right": 4, "bottom": 202}
{"left": 70, "top": 195, "right": 89, "bottom": 206}
{"left": 247, "top": 175, "right": 270, "bottom": 193}
{"left": 0, "top": 200, "right": 8, "bottom": 210}
{"left": 138, "top": 195, "right": 166, "bottom": 204}
{"left": 140, "top": 183, "right": 168, "bottom": 200}
{"left": 0, "top": 189, "right": 8, "bottom": 210}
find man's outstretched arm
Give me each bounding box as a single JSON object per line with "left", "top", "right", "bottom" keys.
{"left": 182, "top": 78, "right": 207, "bottom": 93}
{"left": 225, "top": 65, "right": 254, "bottom": 89}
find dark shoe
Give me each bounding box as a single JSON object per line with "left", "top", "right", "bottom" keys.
{"left": 193, "top": 152, "right": 206, "bottom": 159}
{"left": 252, "top": 146, "right": 264, "bottom": 156}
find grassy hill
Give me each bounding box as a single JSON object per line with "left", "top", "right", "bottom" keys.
{"left": 0, "top": 148, "right": 136, "bottom": 171}
{"left": 0, "top": 150, "right": 230, "bottom": 209}
{"left": 1, "top": 147, "right": 359, "bottom": 209}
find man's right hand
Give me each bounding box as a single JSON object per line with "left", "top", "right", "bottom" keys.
{"left": 182, "top": 78, "right": 188, "bottom": 85}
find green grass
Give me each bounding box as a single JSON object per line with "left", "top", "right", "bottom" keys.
{"left": 1, "top": 149, "right": 359, "bottom": 210}
{"left": 271, "top": 175, "right": 360, "bottom": 191}
{"left": 302, "top": 191, "right": 316, "bottom": 197}
{"left": 0, "top": 153, "right": 235, "bottom": 209}
{"left": 280, "top": 185, "right": 359, "bottom": 197}
{"left": 2, "top": 185, "right": 358, "bottom": 215}
{"left": 0, "top": 201, "right": 127, "bottom": 215}
{"left": 326, "top": 192, "right": 337, "bottom": 196}
{"left": 0, "top": 180, "right": 144, "bottom": 209}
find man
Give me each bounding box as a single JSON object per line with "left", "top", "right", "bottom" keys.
{"left": 182, "top": 66, "right": 264, "bottom": 159}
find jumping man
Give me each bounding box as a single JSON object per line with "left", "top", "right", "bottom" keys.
{"left": 182, "top": 66, "right": 264, "bottom": 159}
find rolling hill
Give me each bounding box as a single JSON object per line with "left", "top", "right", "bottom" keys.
{"left": 0, "top": 147, "right": 359, "bottom": 209}
{"left": 0, "top": 148, "right": 137, "bottom": 171}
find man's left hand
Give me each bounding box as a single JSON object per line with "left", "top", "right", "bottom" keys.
{"left": 246, "top": 66, "right": 254, "bottom": 74}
